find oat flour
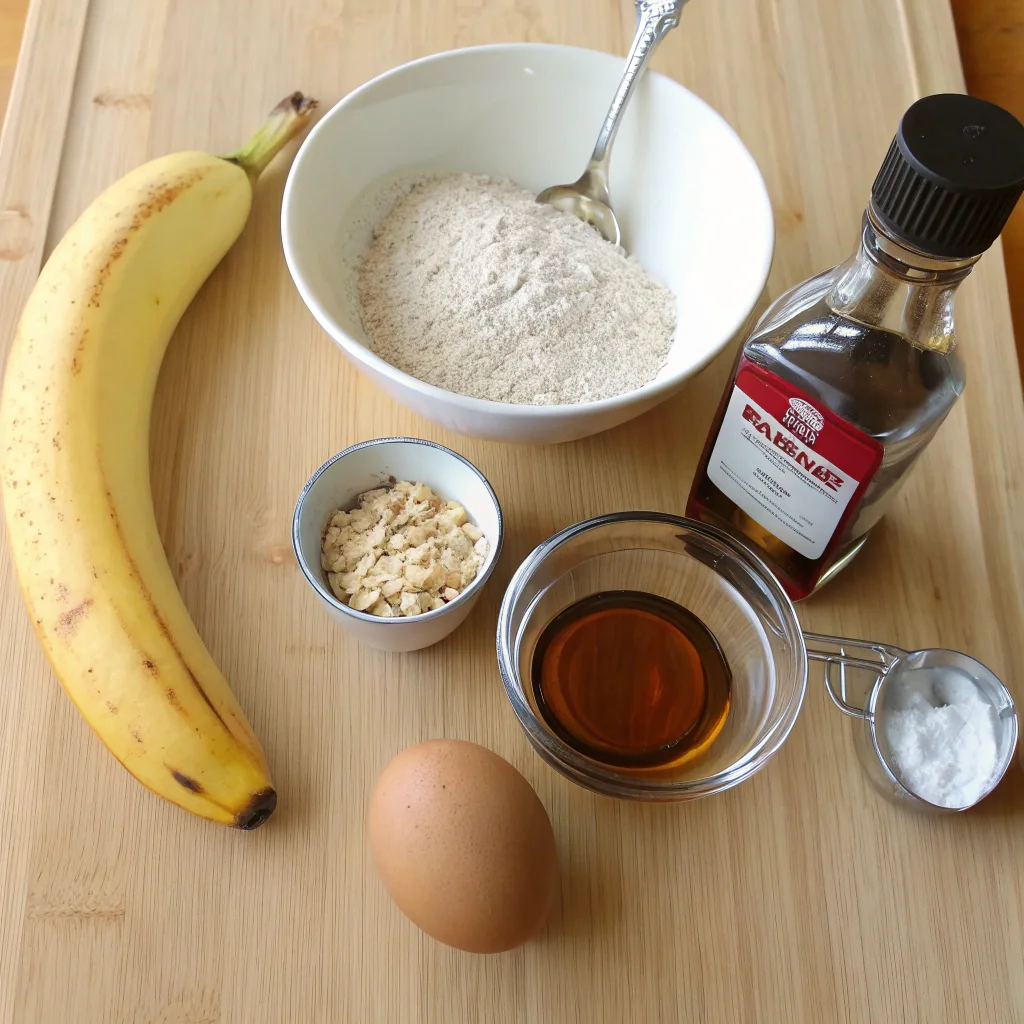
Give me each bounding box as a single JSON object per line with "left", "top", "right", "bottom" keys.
{"left": 356, "top": 174, "right": 676, "bottom": 406}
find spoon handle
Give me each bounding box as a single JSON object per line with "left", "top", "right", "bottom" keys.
{"left": 589, "top": 0, "right": 689, "bottom": 172}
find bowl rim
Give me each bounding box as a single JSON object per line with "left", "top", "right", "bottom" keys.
{"left": 495, "top": 510, "right": 808, "bottom": 799}
{"left": 281, "top": 41, "right": 775, "bottom": 419}
{"left": 292, "top": 436, "right": 504, "bottom": 626}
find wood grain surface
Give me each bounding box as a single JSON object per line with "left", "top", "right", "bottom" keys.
{"left": 1, "top": 1, "right": 1024, "bottom": 1021}
{"left": 0, "top": 0, "right": 26, "bottom": 122}
{"left": 950, "top": 0, "right": 1024, "bottom": 374}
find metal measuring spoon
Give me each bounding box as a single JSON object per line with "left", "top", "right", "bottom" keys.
{"left": 536, "top": 0, "right": 690, "bottom": 247}
{"left": 805, "top": 633, "right": 1018, "bottom": 811}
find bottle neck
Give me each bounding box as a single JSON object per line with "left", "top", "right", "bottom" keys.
{"left": 826, "top": 203, "right": 980, "bottom": 354}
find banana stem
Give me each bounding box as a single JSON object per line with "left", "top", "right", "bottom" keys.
{"left": 225, "top": 92, "right": 318, "bottom": 183}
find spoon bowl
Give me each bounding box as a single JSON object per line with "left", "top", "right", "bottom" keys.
{"left": 537, "top": 0, "right": 688, "bottom": 247}
{"left": 536, "top": 172, "right": 620, "bottom": 245}
{"left": 536, "top": 183, "right": 620, "bottom": 245}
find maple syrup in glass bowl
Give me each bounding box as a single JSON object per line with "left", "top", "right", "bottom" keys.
{"left": 496, "top": 512, "right": 806, "bottom": 800}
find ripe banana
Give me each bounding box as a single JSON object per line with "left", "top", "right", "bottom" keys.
{"left": 0, "top": 93, "right": 316, "bottom": 828}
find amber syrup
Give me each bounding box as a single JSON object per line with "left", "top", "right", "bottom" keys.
{"left": 531, "top": 591, "right": 731, "bottom": 770}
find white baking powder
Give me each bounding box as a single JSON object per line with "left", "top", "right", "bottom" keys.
{"left": 883, "top": 667, "right": 1001, "bottom": 808}
{"left": 356, "top": 174, "right": 676, "bottom": 405}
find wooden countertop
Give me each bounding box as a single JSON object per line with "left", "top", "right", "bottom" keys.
{"left": 950, "top": 0, "right": 1024, "bottom": 367}
{"left": 1, "top": 2, "right": 1024, "bottom": 1022}
{"left": 1, "top": 4, "right": 1022, "bottom": 350}
{"left": 6, "top": 4, "right": 1024, "bottom": 341}
{"left": 0, "top": 0, "right": 26, "bottom": 117}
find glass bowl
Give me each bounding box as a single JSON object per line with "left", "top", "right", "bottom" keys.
{"left": 496, "top": 512, "right": 806, "bottom": 800}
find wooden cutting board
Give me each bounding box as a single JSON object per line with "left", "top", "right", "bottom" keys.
{"left": 1, "top": 0, "right": 1023, "bottom": 1021}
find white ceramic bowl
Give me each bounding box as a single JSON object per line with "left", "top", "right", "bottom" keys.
{"left": 293, "top": 438, "right": 503, "bottom": 652}
{"left": 282, "top": 43, "right": 774, "bottom": 443}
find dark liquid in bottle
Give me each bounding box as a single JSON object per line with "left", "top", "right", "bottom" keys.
{"left": 531, "top": 591, "right": 731, "bottom": 769}
{"left": 689, "top": 298, "right": 964, "bottom": 597}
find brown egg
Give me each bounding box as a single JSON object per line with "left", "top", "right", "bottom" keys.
{"left": 368, "top": 739, "right": 558, "bottom": 953}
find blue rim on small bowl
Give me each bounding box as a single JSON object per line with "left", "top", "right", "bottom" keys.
{"left": 292, "top": 437, "right": 504, "bottom": 626}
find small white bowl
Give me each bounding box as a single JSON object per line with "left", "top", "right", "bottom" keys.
{"left": 281, "top": 43, "right": 774, "bottom": 444}
{"left": 292, "top": 438, "right": 503, "bottom": 652}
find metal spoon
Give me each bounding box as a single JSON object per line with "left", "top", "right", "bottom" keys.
{"left": 536, "top": 0, "right": 689, "bottom": 247}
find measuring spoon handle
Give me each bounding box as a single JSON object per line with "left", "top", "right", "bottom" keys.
{"left": 803, "top": 632, "right": 906, "bottom": 719}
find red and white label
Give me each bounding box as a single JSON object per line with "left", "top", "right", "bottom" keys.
{"left": 707, "top": 360, "right": 883, "bottom": 559}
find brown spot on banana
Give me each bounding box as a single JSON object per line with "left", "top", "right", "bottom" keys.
{"left": 101, "top": 486, "right": 243, "bottom": 739}
{"left": 88, "top": 238, "right": 127, "bottom": 308}
{"left": 170, "top": 768, "right": 204, "bottom": 794}
{"left": 104, "top": 485, "right": 247, "bottom": 746}
{"left": 84, "top": 171, "right": 206, "bottom": 310}
{"left": 165, "top": 772, "right": 276, "bottom": 830}
{"left": 54, "top": 598, "right": 93, "bottom": 640}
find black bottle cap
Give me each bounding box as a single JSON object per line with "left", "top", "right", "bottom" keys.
{"left": 871, "top": 93, "right": 1024, "bottom": 259}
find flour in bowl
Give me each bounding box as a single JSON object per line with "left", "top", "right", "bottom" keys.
{"left": 356, "top": 174, "right": 676, "bottom": 406}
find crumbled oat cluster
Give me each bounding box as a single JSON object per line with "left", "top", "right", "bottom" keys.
{"left": 321, "top": 481, "right": 489, "bottom": 618}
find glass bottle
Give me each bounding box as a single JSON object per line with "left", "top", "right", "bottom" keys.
{"left": 687, "top": 93, "right": 1024, "bottom": 600}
